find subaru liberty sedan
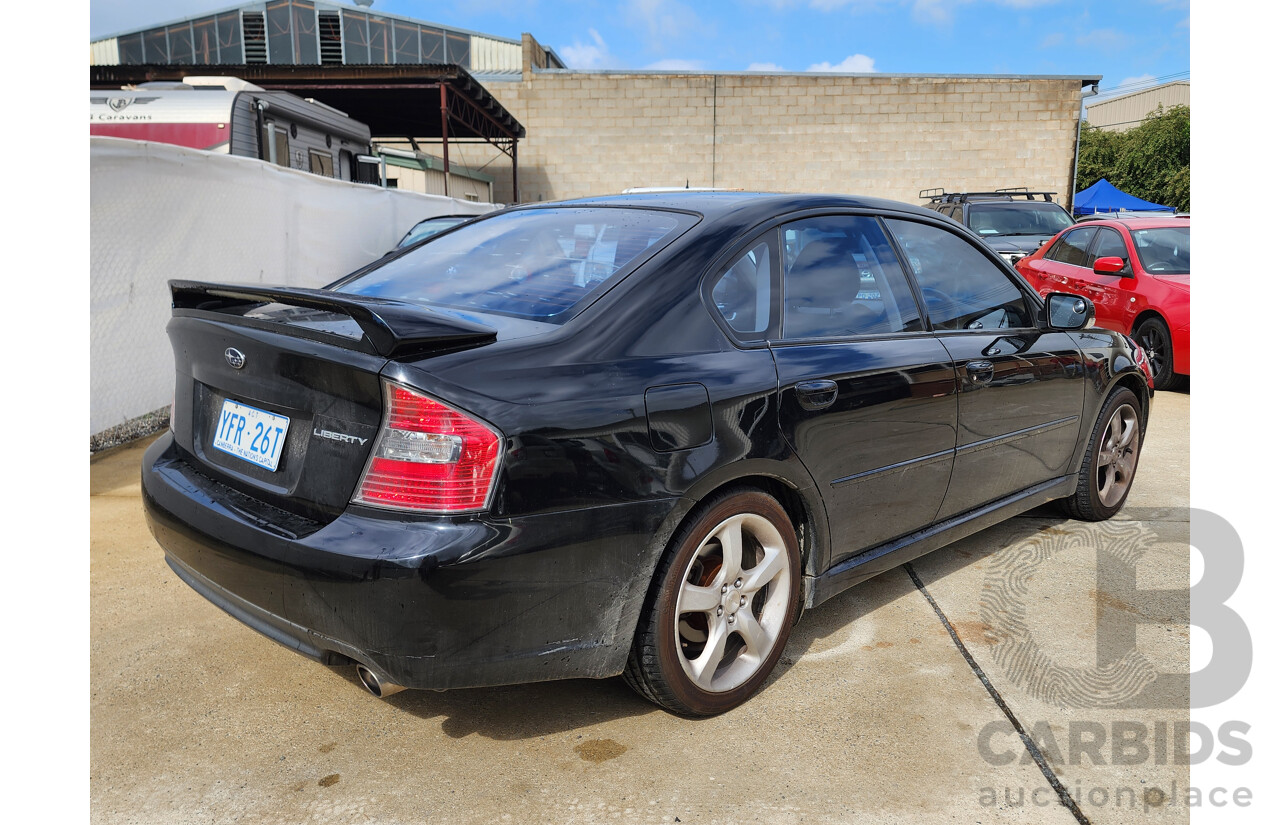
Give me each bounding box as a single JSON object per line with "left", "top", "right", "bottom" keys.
{"left": 143, "top": 192, "right": 1154, "bottom": 716}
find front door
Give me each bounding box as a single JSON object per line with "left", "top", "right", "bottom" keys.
{"left": 883, "top": 217, "right": 1086, "bottom": 519}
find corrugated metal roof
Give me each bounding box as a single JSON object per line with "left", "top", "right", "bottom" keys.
{"left": 90, "top": 0, "right": 522, "bottom": 46}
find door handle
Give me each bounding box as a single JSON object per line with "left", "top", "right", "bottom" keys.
{"left": 966, "top": 360, "right": 995, "bottom": 386}
{"left": 796, "top": 379, "right": 839, "bottom": 410}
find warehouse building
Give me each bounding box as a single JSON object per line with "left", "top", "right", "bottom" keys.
{"left": 91, "top": 4, "right": 1098, "bottom": 209}
{"left": 1084, "top": 80, "right": 1190, "bottom": 132}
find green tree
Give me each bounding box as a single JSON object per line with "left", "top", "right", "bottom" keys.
{"left": 1076, "top": 105, "right": 1190, "bottom": 212}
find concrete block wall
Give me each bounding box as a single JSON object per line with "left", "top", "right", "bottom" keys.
{"left": 483, "top": 64, "right": 1086, "bottom": 209}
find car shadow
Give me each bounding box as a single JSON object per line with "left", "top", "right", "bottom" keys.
{"left": 331, "top": 664, "right": 659, "bottom": 738}
{"left": 348, "top": 502, "right": 1189, "bottom": 740}
{"left": 348, "top": 511, "right": 1103, "bottom": 740}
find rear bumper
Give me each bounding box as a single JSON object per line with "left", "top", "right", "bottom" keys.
{"left": 142, "top": 433, "right": 677, "bottom": 691}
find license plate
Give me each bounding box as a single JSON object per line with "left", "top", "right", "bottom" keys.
{"left": 212, "top": 399, "right": 290, "bottom": 472}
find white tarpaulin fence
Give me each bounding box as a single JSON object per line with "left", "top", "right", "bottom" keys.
{"left": 90, "top": 137, "right": 495, "bottom": 440}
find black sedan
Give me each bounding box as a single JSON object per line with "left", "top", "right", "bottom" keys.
{"left": 142, "top": 192, "right": 1154, "bottom": 716}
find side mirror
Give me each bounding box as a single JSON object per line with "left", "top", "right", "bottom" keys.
{"left": 1092, "top": 256, "right": 1128, "bottom": 275}
{"left": 1045, "top": 292, "right": 1095, "bottom": 330}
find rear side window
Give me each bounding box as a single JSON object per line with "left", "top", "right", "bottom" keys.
{"left": 885, "top": 219, "right": 1032, "bottom": 331}
{"left": 710, "top": 236, "right": 775, "bottom": 339}
{"left": 337, "top": 207, "right": 695, "bottom": 323}
{"left": 1046, "top": 227, "right": 1097, "bottom": 266}
{"left": 780, "top": 216, "right": 922, "bottom": 339}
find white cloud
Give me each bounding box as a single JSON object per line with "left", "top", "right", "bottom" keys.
{"left": 795, "top": 0, "right": 1062, "bottom": 26}
{"left": 747, "top": 62, "right": 789, "bottom": 71}
{"left": 645, "top": 58, "right": 707, "bottom": 70}
{"left": 1076, "top": 28, "right": 1133, "bottom": 51}
{"left": 559, "top": 28, "right": 619, "bottom": 70}
{"left": 625, "top": 0, "right": 707, "bottom": 52}
{"left": 807, "top": 54, "right": 878, "bottom": 72}
{"left": 911, "top": 0, "right": 955, "bottom": 24}
{"left": 1038, "top": 32, "right": 1064, "bottom": 49}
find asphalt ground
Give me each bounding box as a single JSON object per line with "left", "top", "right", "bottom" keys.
{"left": 90, "top": 390, "right": 1190, "bottom": 825}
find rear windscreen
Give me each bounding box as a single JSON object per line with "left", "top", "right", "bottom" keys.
{"left": 338, "top": 207, "right": 695, "bottom": 322}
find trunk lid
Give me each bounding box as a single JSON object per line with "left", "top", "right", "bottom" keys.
{"left": 166, "top": 280, "right": 498, "bottom": 522}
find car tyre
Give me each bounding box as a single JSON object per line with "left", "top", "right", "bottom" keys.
{"left": 624, "top": 488, "right": 801, "bottom": 716}
{"left": 1061, "top": 386, "right": 1144, "bottom": 521}
{"left": 1134, "top": 317, "right": 1176, "bottom": 391}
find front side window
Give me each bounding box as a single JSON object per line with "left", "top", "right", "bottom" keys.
{"left": 1131, "top": 226, "right": 1190, "bottom": 275}
{"left": 337, "top": 207, "right": 695, "bottom": 323}
{"left": 397, "top": 217, "right": 468, "bottom": 248}
{"left": 781, "top": 216, "right": 922, "bottom": 339}
{"left": 710, "top": 236, "right": 774, "bottom": 339}
{"left": 1046, "top": 226, "right": 1098, "bottom": 267}
{"left": 885, "top": 219, "right": 1032, "bottom": 331}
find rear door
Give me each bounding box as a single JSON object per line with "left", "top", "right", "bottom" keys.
{"left": 883, "top": 218, "right": 1086, "bottom": 519}
{"left": 1022, "top": 225, "right": 1097, "bottom": 296}
{"left": 767, "top": 215, "right": 957, "bottom": 564}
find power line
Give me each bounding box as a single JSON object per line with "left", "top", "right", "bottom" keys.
{"left": 1094, "top": 70, "right": 1190, "bottom": 98}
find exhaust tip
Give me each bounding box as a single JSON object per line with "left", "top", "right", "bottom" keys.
{"left": 355, "top": 664, "right": 406, "bottom": 698}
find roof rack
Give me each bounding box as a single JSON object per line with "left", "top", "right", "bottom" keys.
{"left": 918, "top": 188, "right": 1058, "bottom": 204}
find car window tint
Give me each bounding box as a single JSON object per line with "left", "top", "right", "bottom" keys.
{"left": 885, "top": 218, "right": 1032, "bottom": 331}
{"left": 1131, "top": 226, "right": 1190, "bottom": 275}
{"left": 398, "top": 217, "right": 467, "bottom": 248}
{"left": 967, "top": 202, "right": 1074, "bottom": 237}
{"left": 711, "top": 237, "right": 774, "bottom": 339}
{"left": 781, "top": 216, "right": 922, "bottom": 339}
{"left": 1046, "top": 227, "right": 1097, "bottom": 266}
{"left": 338, "top": 207, "right": 694, "bottom": 323}
{"left": 1091, "top": 228, "right": 1129, "bottom": 267}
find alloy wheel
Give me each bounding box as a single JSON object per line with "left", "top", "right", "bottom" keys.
{"left": 1096, "top": 403, "right": 1139, "bottom": 508}
{"left": 673, "top": 513, "right": 792, "bottom": 693}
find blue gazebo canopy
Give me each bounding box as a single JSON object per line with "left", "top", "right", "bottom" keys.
{"left": 1073, "top": 178, "right": 1175, "bottom": 215}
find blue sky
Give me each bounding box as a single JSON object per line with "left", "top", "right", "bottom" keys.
{"left": 90, "top": 0, "right": 1189, "bottom": 99}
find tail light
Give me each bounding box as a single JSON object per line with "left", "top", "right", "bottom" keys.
{"left": 353, "top": 382, "right": 502, "bottom": 513}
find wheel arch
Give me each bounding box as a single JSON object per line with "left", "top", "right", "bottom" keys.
{"left": 1130, "top": 308, "right": 1168, "bottom": 336}
{"left": 680, "top": 459, "right": 828, "bottom": 580}
{"left": 1108, "top": 370, "right": 1152, "bottom": 428}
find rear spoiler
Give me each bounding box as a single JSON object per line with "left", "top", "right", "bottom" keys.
{"left": 170, "top": 280, "right": 497, "bottom": 358}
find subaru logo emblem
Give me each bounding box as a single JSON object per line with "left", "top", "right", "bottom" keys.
{"left": 225, "top": 348, "right": 246, "bottom": 369}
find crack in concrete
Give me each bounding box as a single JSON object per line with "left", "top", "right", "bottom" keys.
{"left": 904, "top": 561, "right": 1091, "bottom": 825}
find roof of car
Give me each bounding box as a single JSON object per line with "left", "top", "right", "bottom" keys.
{"left": 1074, "top": 217, "right": 1190, "bottom": 230}
{"left": 522, "top": 191, "right": 943, "bottom": 222}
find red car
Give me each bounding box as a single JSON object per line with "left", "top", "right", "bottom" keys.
{"left": 1016, "top": 217, "right": 1189, "bottom": 390}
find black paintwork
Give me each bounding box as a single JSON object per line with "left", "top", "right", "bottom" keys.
{"left": 142, "top": 191, "right": 1152, "bottom": 691}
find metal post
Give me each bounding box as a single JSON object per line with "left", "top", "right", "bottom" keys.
{"left": 512, "top": 140, "right": 519, "bottom": 204}
{"left": 440, "top": 84, "right": 450, "bottom": 197}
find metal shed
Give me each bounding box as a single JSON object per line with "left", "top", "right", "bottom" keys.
{"left": 90, "top": 62, "right": 525, "bottom": 199}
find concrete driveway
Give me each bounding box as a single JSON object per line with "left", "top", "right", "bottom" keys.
{"left": 91, "top": 392, "right": 1189, "bottom": 824}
